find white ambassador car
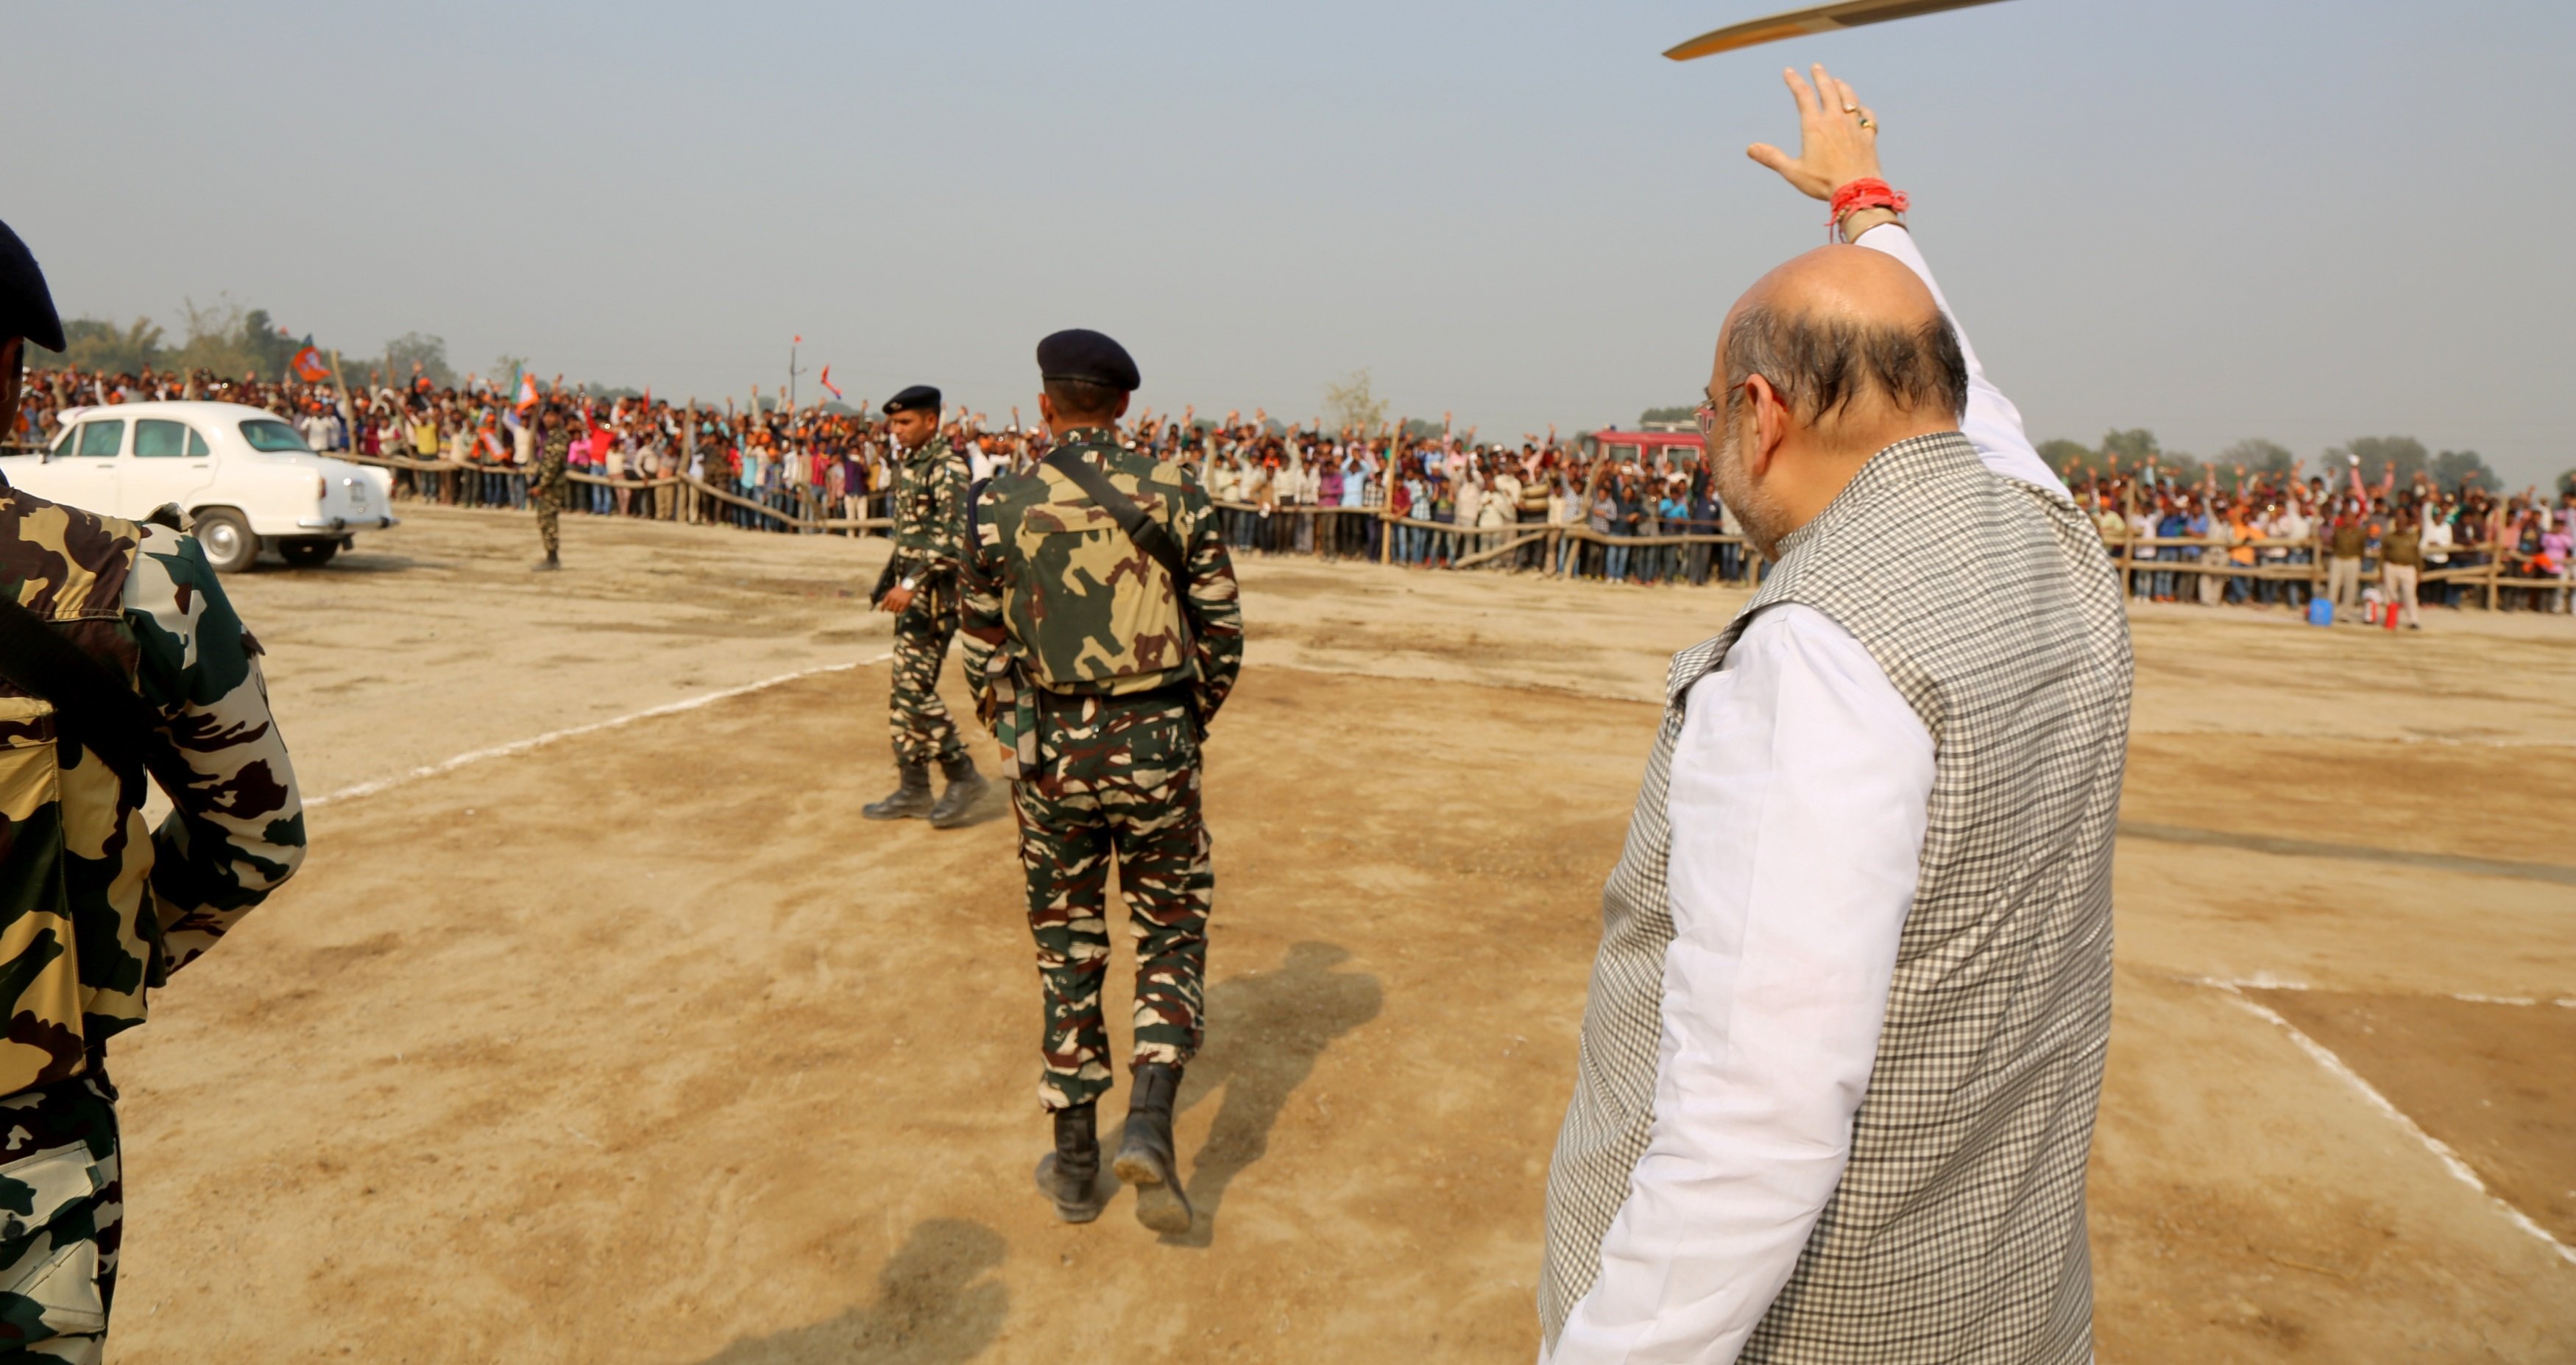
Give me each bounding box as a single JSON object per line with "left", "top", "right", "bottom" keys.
{"left": 0, "top": 401, "right": 396, "bottom": 571}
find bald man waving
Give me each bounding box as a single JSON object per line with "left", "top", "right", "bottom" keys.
{"left": 1538, "top": 68, "right": 2133, "bottom": 1364}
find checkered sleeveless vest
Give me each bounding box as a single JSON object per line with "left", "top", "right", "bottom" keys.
{"left": 1538, "top": 432, "right": 2133, "bottom": 1363}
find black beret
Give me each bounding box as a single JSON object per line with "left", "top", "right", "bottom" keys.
{"left": 1036, "top": 328, "right": 1139, "bottom": 392}
{"left": 0, "top": 219, "right": 64, "bottom": 355}
{"left": 882, "top": 384, "right": 941, "bottom": 415}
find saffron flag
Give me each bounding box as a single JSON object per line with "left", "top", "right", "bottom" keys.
{"left": 516, "top": 372, "right": 541, "bottom": 410}
{"left": 818, "top": 365, "right": 843, "bottom": 401}
{"left": 289, "top": 339, "right": 330, "bottom": 384}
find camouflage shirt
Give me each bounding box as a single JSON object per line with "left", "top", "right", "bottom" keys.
{"left": 0, "top": 480, "right": 305, "bottom": 1096}
{"left": 534, "top": 427, "right": 570, "bottom": 494}
{"left": 960, "top": 430, "right": 1244, "bottom": 777}
{"left": 891, "top": 435, "right": 971, "bottom": 590}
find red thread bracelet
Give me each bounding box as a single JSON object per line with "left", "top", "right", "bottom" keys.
{"left": 1827, "top": 177, "right": 1909, "bottom": 228}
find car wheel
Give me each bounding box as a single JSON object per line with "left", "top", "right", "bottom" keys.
{"left": 279, "top": 539, "right": 339, "bottom": 568}
{"left": 194, "top": 509, "right": 258, "bottom": 573}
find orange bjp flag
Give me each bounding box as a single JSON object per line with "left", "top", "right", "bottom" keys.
{"left": 516, "top": 372, "right": 541, "bottom": 410}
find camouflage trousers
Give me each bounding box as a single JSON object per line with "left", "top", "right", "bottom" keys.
{"left": 533, "top": 489, "right": 561, "bottom": 556}
{"left": 890, "top": 603, "right": 965, "bottom": 768}
{"left": 0, "top": 1065, "right": 121, "bottom": 1365}
{"left": 1011, "top": 691, "right": 1211, "bottom": 1112}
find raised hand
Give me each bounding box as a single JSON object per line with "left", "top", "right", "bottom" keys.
{"left": 1747, "top": 63, "right": 1882, "bottom": 201}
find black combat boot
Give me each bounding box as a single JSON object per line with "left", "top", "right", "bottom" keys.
{"left": 862, "top": 764, "right": 934, "bottom": 820}
{"left": 1034, "top": 1101, "right": 1107, "bottom": 1224}
{"left": 927, "top": 754, "right": 989, "bottom": 829}
{"left": 533, "top": 550, "right": 560, "bottom": 571}
{"left": 1112, "top": 1062, "right": 1194, "bottom": 1233}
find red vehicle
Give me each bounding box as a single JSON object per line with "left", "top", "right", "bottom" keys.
{"left": 1591, "top": 427, "right": 1706, "bottom": 468}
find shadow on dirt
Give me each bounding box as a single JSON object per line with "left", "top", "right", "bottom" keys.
{"left": 687, "top": 1218, "right": 1008, "bottom": 1365}
{"left": 1164, "top": 940, "right": 1383, "bottom": 1248}
{"left": 268, "top": 551, "right": 434, "bottom": 574}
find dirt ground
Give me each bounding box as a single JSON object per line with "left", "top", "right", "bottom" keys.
{"left": 104, "top": 507, "right": 2575, "bottom": 1363}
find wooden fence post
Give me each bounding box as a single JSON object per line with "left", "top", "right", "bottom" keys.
{"left": 1380, "top": 480, "right": 1395, "bottom": 565}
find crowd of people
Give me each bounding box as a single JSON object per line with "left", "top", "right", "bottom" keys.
{"left": 2066, "top": 463, "right": 2575, "bottom": 616}
{"left": 14, "top": 362, "right": 2575, "bottom": 613}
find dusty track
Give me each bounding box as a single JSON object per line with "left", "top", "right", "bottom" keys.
{"left": 107, "top": 507, "right": 2576, "bottom": 1362}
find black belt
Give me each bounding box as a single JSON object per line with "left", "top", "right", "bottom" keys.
{"left": 1032, "top": 681, "right": 1189, "bottom": 712}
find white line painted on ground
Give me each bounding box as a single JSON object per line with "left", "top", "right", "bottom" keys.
{"left": 308, "top": 652, "right": 894, "bottom": 809}
{"left": 2197, "top": 976, "right": 2573, "bottom": 1009}
{"left": 2207, "top": 980, "right": 2576, "bottom": 1266}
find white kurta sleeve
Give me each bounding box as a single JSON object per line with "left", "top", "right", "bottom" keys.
{"left": 1547, "top": 604, "right": 1934, "bottom": 1365}
{"left": 1852, "top": 224, "right": 2067, "bottom": 501}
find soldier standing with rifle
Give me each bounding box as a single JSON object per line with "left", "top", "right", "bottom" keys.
{"left": 531, "top": 402, "right": 568, "bottom": 571}
{"left": 958, "top": 330, "right": 1243, "bottom": 1232}
{"left": 865, "top": 385, "right": 987, "bottom": 828}
{"left": 0, "top": 219, "right": 307, "bottom": 1361}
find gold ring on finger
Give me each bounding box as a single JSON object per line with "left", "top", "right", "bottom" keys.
{"left": 1858, "top": 117, "right": 1874, "bottom": 129}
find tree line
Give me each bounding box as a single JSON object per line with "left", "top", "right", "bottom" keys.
{"left": 45, "top": 296, "right": 465, "bottom": 395}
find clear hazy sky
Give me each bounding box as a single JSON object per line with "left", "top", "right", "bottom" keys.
{"left": 14, "top": 1, "right": 2573, "bottom": 482}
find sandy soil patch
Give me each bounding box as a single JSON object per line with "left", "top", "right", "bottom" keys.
{"left": 96, "top": 506, "right": 2576, "bottom": 1363}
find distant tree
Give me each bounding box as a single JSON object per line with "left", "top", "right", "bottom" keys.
{"left": 156, "top": 295, "right": 305, "bottom": 381}
{"left": 2430, "top": 448, "right": 2500, "bottom": 493}
{"left": 2153, "top": 450, "right": 2207, "bottom": 484}
{"left": 2098, "top": 428, "right": 2159, "bottom": 465}
{"left": 2034, "top": 438, "right": 2091, "bottom": 476}
{"left": 1639, "top": 405, "right": 1699, "bottom": 426}
{"left": 1399, "top": 417, "right": 1445, "bottom": 440}
{"left": 2558, "top": 468, "right": 2575, "bottom": 498}
{"left": 240, "top": 308, "right": 300, "bottom": 380}
{"left": 492, "top": 353, "right": 529, "bottom": 394}
{"left": 382, "top": 332, "right": 456, "bottom": 389}
{"left": 2329, "top": 435, "right": 2428, "bottom": 484}
{"left": 54, "top": 317, "right": 166, "bottom": 374}
{"left": 1322, "top": 370, "right": 1388, "bottom": 434}
{"left": 2218, "top": 437, "right": 2295, "bottom": 478}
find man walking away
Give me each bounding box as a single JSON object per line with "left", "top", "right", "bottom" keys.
{"left": 865, "top": 385, "right": 988, "bottom": 828}
{"left": 531, "top": 404, "right": 568, "bottom": 570}
{"left": 1539, "top": 68, "right": 2131, "bottom": 1364}
{"left": 959, "top": 330, "right": 1243, "bottom": 1233}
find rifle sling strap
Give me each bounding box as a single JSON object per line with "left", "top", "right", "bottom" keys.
{"left": 1042, "top": 449, "right": 1192, "bottom": 592}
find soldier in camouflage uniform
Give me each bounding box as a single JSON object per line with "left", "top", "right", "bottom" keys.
{"left": 530, "top": 404, "right": 569, "bottom": 571}
{"left": 959, "top": 330, "right": 1242, "bottom": 1232}
{"left": 0, "top": 219, "right": 307, "bottom": 1364}
{"left": 863, "top": 385, "right": 988, "bottom": 828}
